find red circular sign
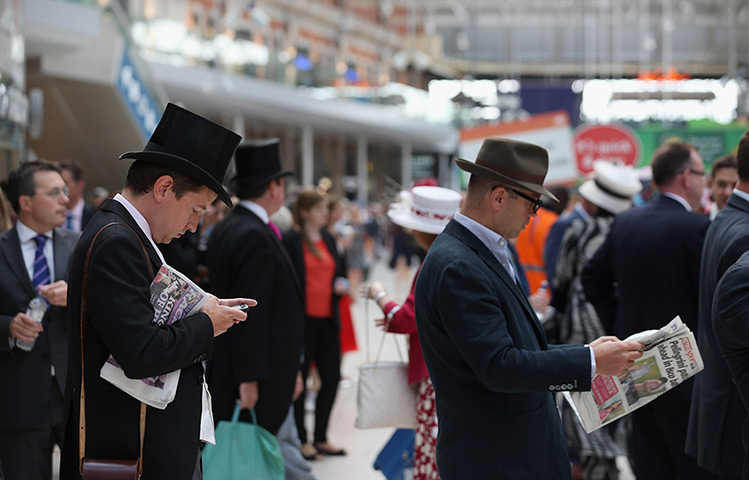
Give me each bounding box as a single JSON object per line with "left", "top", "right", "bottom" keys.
{"left": 573, "top": 123, "right": 641, "bottom": 175}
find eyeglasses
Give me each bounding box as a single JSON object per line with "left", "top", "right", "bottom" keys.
{"left": 493, "top": 185, "right": 543, "bottom": 214}
{"left": 682, "top": 167, "right": 706, "bottom": 177}
{"left": 34, "top": 186, "right": 69, "bottom": 200}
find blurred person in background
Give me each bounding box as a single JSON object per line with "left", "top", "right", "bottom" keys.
{"left": 362, "top": 185, "right": 462, "bottom": 480}
{"left": 0, "top": 186, "right": 14, "bottom": 232}
{"left": 326, "top": 196, "right": 358, "bottom": 357}
{"left": 86, "top": 186, "right": 110, "bottom": 209}
{"left": 706, "top": 153, "right": 738, "bottom": 220}
{"left": 283, "top": 189, "right": 348, "bottom": 460}
{"left": 0, "top": 161, "right": 78, "bottom": 480}
{"left": 552, "top": 161, "right": 642, "bottom": 480}
{"left": 58, "top": 160, "right": 97, "bottom": 232}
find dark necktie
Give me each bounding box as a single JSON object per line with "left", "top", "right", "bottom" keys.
{"left": 33, "top": 235, "right": 51, "bottom": 289}
{"left": 268, "top": 220, "right": 282, "bottom": 241}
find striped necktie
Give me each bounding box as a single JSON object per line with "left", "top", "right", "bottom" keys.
{"left": 33, "top": 235, "right": 51, "bottom": 289}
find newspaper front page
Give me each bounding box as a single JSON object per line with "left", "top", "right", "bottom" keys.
{"left": 100, "top": 264, "right": 209, "bottom": 409}
{"left": 565, "top": 316, "right": 703, "bottom": 433}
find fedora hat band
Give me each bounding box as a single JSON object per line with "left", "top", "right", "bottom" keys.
{"left": 594, "top": 178, "right": 631, "bottom": 200}
{"left": 476, "top": 159, "right": 545, "bottom": 185}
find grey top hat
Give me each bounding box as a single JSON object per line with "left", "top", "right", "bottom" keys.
{"left": 119, "top": 103, "right": 241, "bottom": 207}
{"left": 455, "top": 137, "right": 559, "bottom": 202}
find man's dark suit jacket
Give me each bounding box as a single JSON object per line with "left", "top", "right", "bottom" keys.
{"left": 415, "top": 219, "right": 591, "bottom": 480}
{"left": 581, "top": 195, "right": 710, "bottom": 480}
{"left": 686, "top": 193, "right": 749, "bottom": 477}
{"left": 0, "top": 226, "right": 78, "bottom": 430}
{"left": 81, "top": 202, "right": 97, "bottom": 231}
{"left": 60, "top": 199, "right": 215, "bottom": 480}
{"left": 206, "top": 205, "right": 304, "bottom": 434}
{"left": 714, "top": 250, "right": 749, "bottom": 480}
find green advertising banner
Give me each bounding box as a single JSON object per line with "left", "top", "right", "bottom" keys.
{"left": 635, "top": 121, "right": 748, "bottom": 169}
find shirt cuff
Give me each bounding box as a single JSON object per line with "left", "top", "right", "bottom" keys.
{"left": 588, "top": 346, "right": 596, "bottom": 378}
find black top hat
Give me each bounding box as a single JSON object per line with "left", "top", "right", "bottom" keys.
{"left": 455, "top": 137, "right": 559, "bottom": 201}
{"left": 233, "top": 139, "right": 293, "bottom": 194}
{"left": 119, "top": 103, "right": 241, "bottom": 207}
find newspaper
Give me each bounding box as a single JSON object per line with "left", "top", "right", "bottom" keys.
{"left": 100, "top": 264, "right": 209, "bottom": 409}
{"left": 564, "top": 316, "right": 704, "bottom": 433}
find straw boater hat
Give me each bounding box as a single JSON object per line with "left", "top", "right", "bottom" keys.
{"left": 232, "top": 138, "right": 294, "bottom": 195}
{"left": 119, "top": 103, "right": 241, "bottom": 207}
{"left": 578, "top": 161, "right": 642, "bottom": 214}
{"left": 455, "top": 137, "right": 559, "bottom": 201}
{"left": 388, "top": 186, "right": 462, "bottom": 235}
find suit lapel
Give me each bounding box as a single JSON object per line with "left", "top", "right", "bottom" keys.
{"left": 100, "top": 199, "right": 163, "bottom": 272}
{"left": 446, "top": 220, "right": 547, "bottom": 346}
{"left": 0, "top": 228, "right": 36, "bottom": 298}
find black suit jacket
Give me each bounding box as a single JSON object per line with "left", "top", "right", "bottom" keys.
{"left": 282, "top": 228, "right": 345, "bottom": 329}
{"left": 713, "top": 250, "right": 749, "bottom": 480}
{"left": 686, "top": 193, "right": 749, "bottom": 477}
{"left": 415, "top": 220, "right": 590, "bottom": 479}
{"left": 81, "top": 202, "right": 97, "bottom": 231}
{"left": 60, "top": 199, "right": 214, "bottom": 480}
{"left": 0, "top": 226, "right": 78, "bottom": 429}
{"left": 206, "top": 205, "right": 304, "bottom": 434}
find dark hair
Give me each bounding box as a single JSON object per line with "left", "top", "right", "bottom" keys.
{"left": 736, "top": 129, "right": 749, "bottom": 181}
{"left": 237, "top": 180, "right": 277, "bottom": 201}
{"left": 124, "top": 161, "right": 204, "bottom": 199}
{"left": 651, "top": 141, "right": 696, "bottom": 187}
{"left": 710, "top": 153, "right": 737, "bottom": 179}
{"left": 294, "top": 189, "right": 325, "bottom": 258}
{"left": 465, "top": 174, "right": 496, "bottom": 209}
{"left": 5, "top": 160, "right": 62, "bottom": 213}
{"left": 58, "top": 159, "right": 85, "bottom": 182}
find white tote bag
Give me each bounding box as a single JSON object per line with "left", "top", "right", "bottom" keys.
{"left": 355, "top": 300, "right": 417, "bottom": 429}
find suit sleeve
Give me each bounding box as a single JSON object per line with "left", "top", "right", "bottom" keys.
{"left": 435, "top": 258, "right": 591, "bottom": 392}
{"left": 86, "top": 228, "right": 213, "bottom": 379}
{"left": 713, "top": 255, "right": 749, "bottom": 403}
{"left": 581, "top": 226, "right": 617, "bottom": 334}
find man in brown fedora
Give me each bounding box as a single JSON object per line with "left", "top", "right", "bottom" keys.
{"left": 60, "top": 103, "right": 255, "bottom": 479}
{"left": 415, "top": 137, "right": 643, "bottom": 479}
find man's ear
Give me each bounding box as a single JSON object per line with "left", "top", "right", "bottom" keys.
{"left": 18, "top": 195, "right": 33, "bottom": 213}
{"left": 488, "top": 186, "right": 505, "bottom": 212}
{"left": 152, "top": 175, "right": 175, "bottom": 203}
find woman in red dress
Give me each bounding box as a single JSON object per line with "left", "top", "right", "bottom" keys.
{"left": 362, "top": 186, "right": 462, "bottom": 480}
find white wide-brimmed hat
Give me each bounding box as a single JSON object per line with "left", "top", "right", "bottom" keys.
{"left": 388, "top": 186, "right": 462, "bottom": 234}
{"left": 578, "top": 161, "right": 642, "bottom": 214}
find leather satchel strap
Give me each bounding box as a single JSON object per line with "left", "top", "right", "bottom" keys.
{"left": 79, "top": 222, "right": 153, "bottom": 477}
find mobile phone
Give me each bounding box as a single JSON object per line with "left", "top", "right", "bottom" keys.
{"left": 234, "top": 304, "right": 250, "bottom": 313}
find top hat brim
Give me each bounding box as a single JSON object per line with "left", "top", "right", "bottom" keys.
{"left": 455, "top": 157, "right": 559, "bottom": 202}
{"left": 233, "top": 169, "right": 294, "bottom": 193}
{"left": 120, "top": 150, "right": 233, "bottom": 207}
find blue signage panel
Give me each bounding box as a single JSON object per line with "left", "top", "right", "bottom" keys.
{"left": 117, "top": 50, "right": 161, "bottom": 140}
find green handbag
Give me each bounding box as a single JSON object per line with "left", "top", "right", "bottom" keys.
{"left": 203, "top": 405, "right": 285, "bottom": 480}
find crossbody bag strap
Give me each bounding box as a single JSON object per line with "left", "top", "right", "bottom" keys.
{"left": 79, "top": 222, "right": 154, "bottom": 477}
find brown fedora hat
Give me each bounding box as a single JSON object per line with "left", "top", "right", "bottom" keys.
{"left": 455, "top": 137, "right": 559, "bottom": 202}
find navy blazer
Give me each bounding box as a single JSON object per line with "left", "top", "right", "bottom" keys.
{"left": 713, "top": 250, "right": 749, "bottom": 480}
{"left": 206, "top": 205, "right": 304, "bottom": 434}
{"left": 415, "top": 219, "right": 590, "bottom": 479}
{"left": 0, "top": 226, "right": 78, "bottom": 430}
{"left": 61, "top": 199, "right": 215, "bottom": 480}
{"left": 687, "top": 193, "right": 749, "bottom": 477}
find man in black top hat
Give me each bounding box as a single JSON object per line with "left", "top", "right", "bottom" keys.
{"left": 60, "top": 103, "right": 254, "bottom": 479}
{"left": 206, "top": 139, "right": 304, "bottom": 437}
{"left": 414, "top": 137, "right": 643, "bottom": 479}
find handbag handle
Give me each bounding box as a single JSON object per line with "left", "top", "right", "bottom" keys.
{"left": 365, "top": 293, "right": 406, "bottom": 366}
{"left": 230, "top": 403, "right": 259, "bottom": 425}
{"left": 79, "top": 222, "right": 152, "bottom": 477}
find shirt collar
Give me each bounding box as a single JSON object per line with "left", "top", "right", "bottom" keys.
{"left": 239, "top": 200, "right": 270, "bottom": 224}
{"left": 453, "top": 213, "right": 514, "bottom": 275}
{"left": 16, "top": 221, "right": 53, "bottom": 244}
{"left": 113, "top": 193, "right": 165, "bottom": 266}
{"left": 661, "top": 192, "right": 692, "bottom": 212}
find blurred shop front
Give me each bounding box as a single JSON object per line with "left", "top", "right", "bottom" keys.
{"left": 0, "top": 0, "right": 27, "bottom": 178}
